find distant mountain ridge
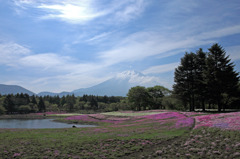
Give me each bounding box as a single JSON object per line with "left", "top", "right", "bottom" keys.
{"left": 0, "top": 70, "right": 163, "bottom": 97}
{"left": 0, "top": 84, "right": 35, "bottom": 95}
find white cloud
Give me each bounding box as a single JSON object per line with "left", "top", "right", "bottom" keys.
{"left": 143, "top": 62, "right": 179, "bottom": 75}
{"left": 114, "top": 0, "right": 147, "bottom": 22}
{"left": 97, "top": 23, "right": 240, "bottom": 68}
{"left": 98, "top": 31, "right": 211, "bottom": 66}
{"left": 19, "top": 53, "right": 72, "bottom": 70}
{"left": 0, "top": 42, "right": 31, "bottom": 66}
{"left": 85, "top": 32, "right": 114, "bottom": 43}
{"left": 38, "top": 1, "right": 107, "bottom": 24}
{"left": 198, "top": 25, "right": 240, "bottom": 40}
{"left": 28, "top": 73, "right": 111, "bottom": 93}
{"left": 226, "top": 45, "right": 240, "bottom": 61}
{"left": 13, "top": 0, "right": 149, "bottom": 24}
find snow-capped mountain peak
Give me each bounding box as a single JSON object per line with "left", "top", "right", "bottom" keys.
{"left": 115, "top": 70, "right": 159, "bottom": 86}
{"left": 115, "top": 70, "right": 144, "bottom": 80}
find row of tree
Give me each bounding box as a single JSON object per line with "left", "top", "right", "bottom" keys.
{"left": 0, "top": 84, "right": 172, "bottom": 114}
{"left": 0, "top": 93, "right": 128, "bottom": 114}
{"left": 173, "top": 44, "right": 239, "bottom": 111}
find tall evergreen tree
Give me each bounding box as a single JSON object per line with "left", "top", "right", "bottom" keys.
{"left": 65, "top": 95, "right": 76, "bottom": 112}
{"left": 3, "top": 95, "right": 15, "bottom": 114}
{"left": 31, "top": 95, "right": 37, "bottom": 105}
{"left": 195, "top": 48, "right": 207, "bottom": 111}
{"left": 60, "top": 96, "right": 66, "bottom": 107}
{"left": 204, "top": 44, "right": 239, "bottom": 111}
{"left": 38, "top": 97, "right": 46, "bottom": 112}
{"left": 173, "top": 52, "right": 197, "bottom": 111}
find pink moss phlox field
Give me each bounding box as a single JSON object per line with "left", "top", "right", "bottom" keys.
{"left": 140, "top": 112, "right": 194, "bottom": 128}
{"left": 175, "top": 117, "right": 194, "bottom": 128}
{"left": 88, "top": 114, "right": 106, "bottom": 120}
{"left": 119, "top": 110, "right": 169, "bottom": 114}
{"left": 65, "top": 111, "right": 195, "bottom": 129}
{"left": 140, "top": 112, "right": 185, "bottom": 120}
{"left": 194, "top": 112, "right": 240, "bottom": 130}
{"left": 143, "top": 112, "right": 194, "bottom": 128}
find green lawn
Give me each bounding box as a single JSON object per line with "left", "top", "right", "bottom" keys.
{"left": 101, "top": 111, "right": 165, "bottom": 117}
{"left": 47, "top": 113, "right": 83, "bottom": 117}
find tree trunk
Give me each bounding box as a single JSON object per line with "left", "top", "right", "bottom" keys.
{"left": 202, "top": 99, "right": 205, "bottom": 112}
{"left": 192, "top": 94, "right": 195, "bottom": 112}
{"left": 218, "top": 101, "right": 221, "bottom": 112}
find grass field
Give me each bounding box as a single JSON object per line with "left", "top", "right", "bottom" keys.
{"left": 0, "top": 110, "right": 239, "bottom": 158}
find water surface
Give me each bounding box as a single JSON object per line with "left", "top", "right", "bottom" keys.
{"left": 0, "top": 119, "right": 96, "bottom": 129}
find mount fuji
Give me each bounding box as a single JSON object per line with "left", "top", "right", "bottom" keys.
{"left": 72, "top": 70, "right": 163, "bottom": 96}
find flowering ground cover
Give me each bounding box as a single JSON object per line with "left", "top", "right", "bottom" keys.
{"left": 194, "top": 112, "right": 240, "bottom": 130}
{"left": 0, "top": 110, "right": 239, "bottom": 158}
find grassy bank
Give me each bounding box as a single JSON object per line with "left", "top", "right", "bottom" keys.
{"left": 0, "top": 111, "right": 239, "bottom": 158}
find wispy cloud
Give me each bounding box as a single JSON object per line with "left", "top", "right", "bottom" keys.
{"left": 85, "top": 31, "right": 114, "bottom": 44}
{"left": 113, "top": 0, "right": 147, "bottom": 22}
{"left": 226, "top": 45, "right": 240, "bottom": 61}
{"left": 98, "top": 23, "right": 240, "bottom": 68}
{"left": 143, "top": 62, "right": 179, "bottom": 75}
{"left": 198, "top": 25, "right": 240, "bottom": 40}
{"left": 0, "top": 41, "right": 110, "bottom": 92}
{"left": 98, "top": 31, "right": 210, "bottom": 66}
{"left": 38, "top": 1, "right": 106, "bottom": 24}
{"left": 13, "top": 0, "right": 149, "bottom": 24}
{"left": 0, "top": 42, "right": 31, "bottom": 66}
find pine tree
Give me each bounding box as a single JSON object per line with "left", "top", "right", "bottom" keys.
{"left": 38, "top": 97, "right": 46, "bottom": 112}
{"left": 3, "top": 95, "right": 15, "bottom": 114}
{"left": 31, "top": 95, "right": 37, "bottom": 105}
{"left": 195, "top": 48, "right": 207, "bottom": 111}
{"left": 173, "top": 52, "right": 197, "bottom": 111}
{"left": 204, "top": 44, "right": 239, "bottom": 111}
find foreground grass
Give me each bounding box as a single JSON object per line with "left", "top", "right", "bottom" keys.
{"left": 0, "top": 128, "right": 187, "bottom": 158}
{"left": 0, "top": 111, "right": 239, "bottom": 158}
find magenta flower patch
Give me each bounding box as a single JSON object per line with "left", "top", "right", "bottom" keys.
{"left": 194, "top": 112, "right": 240, "bottom": 130}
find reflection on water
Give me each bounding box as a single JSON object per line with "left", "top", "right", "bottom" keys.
{"left": 0, "top": 119, "right": 96, "bottom": 129}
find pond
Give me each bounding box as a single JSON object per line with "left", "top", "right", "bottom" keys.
{"left": 0, "top": 119, "right": 96, "bottom": 129}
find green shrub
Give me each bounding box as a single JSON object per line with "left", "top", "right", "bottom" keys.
{"left": 18, "top": 105, "right": 31, "bottom": 114}
{"left": 162, "top": 96, "right": 186, "bottom": 110}
{"left": 0, "top": 105, "right": 6, "bottom": 115}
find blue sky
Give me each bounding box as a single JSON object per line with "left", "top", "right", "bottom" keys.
{"left": 0, "top": 0, "right": 240, "bottom": 93}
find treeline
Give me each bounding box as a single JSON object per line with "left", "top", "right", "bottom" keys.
{"left": 0, "top": 94, "right": 128, "bottom": 114}
{"left": 173, "top": 44, "right": 240, "bottom": 111}
{"left": 0, "top": 85, "right": 171, "bottom": 114}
